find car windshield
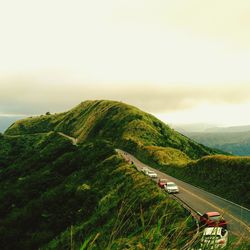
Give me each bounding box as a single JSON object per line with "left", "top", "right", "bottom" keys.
{"left": 210, "top": 215, "right": 221, "bottom": 221}
{"left": 167, "top": 183, "right": 177, "bottom": 187}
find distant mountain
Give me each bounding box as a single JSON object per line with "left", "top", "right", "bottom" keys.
{"left": 205, "top": 124, "right": 250, "bottom": 133}
{"left": 172, "top": 123, "right": 217, "bottom": 133}
{"left": 173, "top": 123, "right": 250, "bottom": 156}
{"left": 184, "top": 131, "right": 250, "bottom": 156}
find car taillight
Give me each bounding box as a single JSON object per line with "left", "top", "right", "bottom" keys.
{"left": 218, "top": 240, "right": 225, "bottom": 244}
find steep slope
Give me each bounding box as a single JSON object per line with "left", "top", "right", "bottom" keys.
{"left": 185, "top": 155, "right": 250, "bottom": 207}
{"left": 0, "top": 132, "right": 195, "bottom": 250}
{"left": 5, "top": 100, "right": 219, "bottom": 162}
{"left": 146, "top": 153, "right": 250, "bottom": 208}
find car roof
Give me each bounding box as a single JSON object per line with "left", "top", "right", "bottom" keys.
{"left": 166, "top": 182, "right": 176, "bottom": 185}
{"left": 203, "top": 227, "right": 223, "bottom": 235}
{"left": 206, "top": 212, "right": 220, "bottom": 217}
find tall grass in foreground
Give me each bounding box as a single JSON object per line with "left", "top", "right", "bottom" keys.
{"left": 77, "top": 198, "right": 198, "bottom": 250}
{"left": 78, "top": 200, "right": 250, "bottom": 250}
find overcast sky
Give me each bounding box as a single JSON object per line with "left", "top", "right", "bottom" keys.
{"left": 1, "top": 0, "right": 250, "bottom": 126}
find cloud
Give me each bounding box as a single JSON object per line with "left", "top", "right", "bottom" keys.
{"left": 112, "top": 84, "right": 250, "bottom": 113}
{"left": 1, "top": 76, "right": 250, "bottom": 115}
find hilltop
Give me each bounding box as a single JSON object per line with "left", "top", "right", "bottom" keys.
{"left": 5, "top": 100, "right": 219, "bottom": 164}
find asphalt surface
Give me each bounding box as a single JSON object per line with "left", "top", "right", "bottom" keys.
{"left": 117, "top": 149, "right": 250, "bottom": 239}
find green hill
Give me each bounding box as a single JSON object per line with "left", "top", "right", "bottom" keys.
{"left": 1, "top": 100, "right": 249, "bottom": 249}
{"left": 5, "top": 100, "right": 219, "bottom": 163}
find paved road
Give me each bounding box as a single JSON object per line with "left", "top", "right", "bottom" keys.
{"left": 117, "top": 149, "right": 250, "bottom": 239}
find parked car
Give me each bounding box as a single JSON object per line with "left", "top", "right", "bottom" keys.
{"left": 200, "top": 212, "right": 227, "bottom": 229}
{"left": 164, "top": 182, "right": 179, "bottom": 193}
{"left": 200, "top": 227, "right": 228, "bottom": 249}
{"left": 158, "top": 178, "right": 168, "bottom": 188}
{"left": 145, "top": 170, "right": 157, "bottom": 178}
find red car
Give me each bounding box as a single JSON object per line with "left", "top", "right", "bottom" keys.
{"left": 200, "top": 212, "right": 227, "bottom": 229}
{"left": 158, "top": 178, "right": 168, "bottom": 188}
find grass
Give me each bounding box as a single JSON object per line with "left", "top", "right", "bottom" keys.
{"left": 0, "top": 132, "right": 196, "bottom": 249}
{"left": 140, "top": 145, "right": 191, "bottom": 166}
{"left": 40, "top": 153, "right": 198, "bottom": 249}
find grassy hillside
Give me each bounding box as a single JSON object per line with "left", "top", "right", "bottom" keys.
{"left": 142, "top": 153, "right": 250, "bottom": 208}
{"left": 0, "top": 133, "right": 196, "bottom": 250}
{"left": 0, "top": 132, "right": 56, "bottom": 168}
{"left": 184, "top": 155, "right": 250, "bottom": 208}
{"left": 185, "top": 131, "right": 250, "bottom": 156}
{"left": 5, "top": 100, "right": 219, "bottom": 162}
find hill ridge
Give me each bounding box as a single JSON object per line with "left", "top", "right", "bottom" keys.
{"left": 5, "top": 100, "right": 220, "bottom": 162}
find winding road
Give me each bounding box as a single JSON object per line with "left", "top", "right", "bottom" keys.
{"left": 116, "top": 149, "right": 250, "bottom": 239}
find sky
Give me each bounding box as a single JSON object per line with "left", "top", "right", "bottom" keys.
{"left": 1, "top": 0, "right": 250, "bottom": 126}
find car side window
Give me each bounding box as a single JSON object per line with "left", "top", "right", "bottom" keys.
{"left": 221, "top": 228, "right": 226, "bottom": 236}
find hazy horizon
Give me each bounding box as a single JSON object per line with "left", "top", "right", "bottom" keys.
{"left": 1, "top": 0, "right": 250, "bottom": 126}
